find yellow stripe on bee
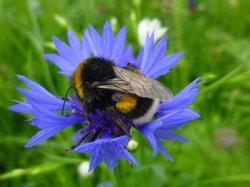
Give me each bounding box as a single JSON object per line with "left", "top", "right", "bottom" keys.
{"left": 73, "top": 60, "right": 89, "bottom": 100}
{"left": 116, "top": 94, "right": 138, "bottom": 114}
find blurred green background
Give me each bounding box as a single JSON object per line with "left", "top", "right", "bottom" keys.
{"left": 1, "top": 0, "right": 250, "bottom": 186}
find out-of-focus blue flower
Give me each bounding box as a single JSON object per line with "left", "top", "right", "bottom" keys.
{"left": 9, "top": 21, "right": 200, "bottom": 171}
{"left": 96, "top": 182, "right": 113, "bottom": 187}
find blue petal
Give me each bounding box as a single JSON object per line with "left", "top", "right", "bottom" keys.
{"left": 17, "top": 75, "right": 51, "bottom": 96}
{"left": 74, "top": 138, "right": 105, "bottom": 153}
{"left": 119, "top": 45, "right": 135, "bottom": 66}
{"left": 43, "top": 54, "right": 75, "bottom": 76}
{"left": 140, "top": 34, "right": 154, "bottom": 73}
{"left": 31, "top": 103, "right": 83, "bottom": 128}
{"left": 84, "top": 23, "right": 129, "bottom": 67}
{"left": 53, "top": 36, "right": 76, "bottom": 66}
{"left": 159, "top": 78, "right": 201, "bottom": 114}
{"left": 8, "top": 100, "right": 33, "bottom": 113}
{"left": 68, "top": 30, "right": 81, "bottom": 48}
{"left": 147, "top": 52, "right": 183, "bottom": 78}
{"left": 138, "top": 120, "right": 174, "bottom": 159}
{"left": 178, "top": 77, "right": 201, "bottom": 94}
{"left": 134, "top": 48, "right": 144, "bottom": 68}
{"left": 44, "top": 30, "right": 92, "bottom": 75}
{"left": 102, "top": 21, "right": 115, "bottom": 58}
{"left": 81, "top": 31, "right": 91, "bottom": 59}
{"left": 24, "top": 104, "right": 84, "bottom": 147}
{"left": 25, "top": 126, "right": 64, "bottom": 148}
{"left": 12, "top": 76, "right": 73, "bottom": 113}
{"left": 152, "top": 37, "right": 167, "bottom": 61}
{"left": 16, "top": 88, "right": 51, "bottom": 103}
{"left": 89, "top": 145, "right": 104, "bottom": 171}
{"left": 137, "top": 109, "right": 196, "bottom": 158}
{"left": 155, "top": 130, "right": 189, "bottom": 142}
{"left": 119, "top": 148, "right": 138, "bottom": 166}
{"left": 67, "top": 30, "right": 83, "bottom": 64}
{"left": 87, "top": 24, "right": 103, "bottom": 56}
{"left": 156, "top": 139, "right": 173, "bottom": 161}
{"left": 134, "top": 34, "right": 182, "bottom": 78}
{"left": 142, "top": 37, "right": 167, "bottom": 75}
{"left": 111, "top": 26, "right": 127, "bottom": 66}
{"left": 137, "top": 120, "right": 162, "bottom": 156}
{"left": 110, "top": 135, "right": 128, "bottom": 145}
{"left": 74, "top": 136, "right": 135, "bottom": 171}
{"left": 103, "top": 143, "right": 119, "bottom": 172}
{"left": 159, "top": 109, "right": 200, "bottom": 130}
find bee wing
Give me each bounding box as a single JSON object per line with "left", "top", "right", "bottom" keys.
{"left": 92, "top": 66, "right": 173, "bottom": 101}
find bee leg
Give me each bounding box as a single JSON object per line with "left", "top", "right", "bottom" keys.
{"left": 125, "top": 62, "right": 137, "bottom": 71}
{"left": 83, "top": 102, "right": 92, "bottom": 125}
{"left": 86, "top": 115, "right": 92, "bottom": 126}
{"left": 106, "top": 106, "right": 131, "bottom": 137}
{"left": 65, "top": 105, "right": 93, "bottom": 150}
{"left": 89, "top": 128, "right": 102, "bottom": 142}
{"left": 65, "top": 121, "right": 100, "bottom": 151}
{"left": 65, "top": 132, "right": 90, "bottom": 151}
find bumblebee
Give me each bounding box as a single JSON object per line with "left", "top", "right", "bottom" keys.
{"left": 72, "top": 57, "right": 172, "bottom": 133}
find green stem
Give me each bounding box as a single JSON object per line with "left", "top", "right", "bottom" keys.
{"left": 197, "top": 65, "right": 244, "bottom": 103}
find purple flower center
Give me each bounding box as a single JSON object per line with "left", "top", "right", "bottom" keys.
{"left": 68, "top": 98, "right": 133, "bottom": 149}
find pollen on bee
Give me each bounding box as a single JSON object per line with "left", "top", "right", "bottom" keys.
{"left": 115, "top": 94, "right": 138, "bottom": 114}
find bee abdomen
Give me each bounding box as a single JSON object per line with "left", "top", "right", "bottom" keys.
{"left": 127, "top": 98, "right": 159, "bottom": 125}
{"left": 115, "top": 93, "right": 138, "bottom": 114}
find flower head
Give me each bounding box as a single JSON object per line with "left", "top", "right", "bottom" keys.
{"left": 9, "top": 21, "right": 200, "bottom": 171}
{"left": 75, "top": 135, "right": 138, "bottom": 172}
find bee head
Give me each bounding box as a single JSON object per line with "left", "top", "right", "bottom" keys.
{"left": 82, "top": 57, "right": 115, "bottom": 83}
{"left": 73, "top": 57, "right": 116, "bottom": 100}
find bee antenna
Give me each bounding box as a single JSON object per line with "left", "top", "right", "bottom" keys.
{"left": 61, "top": 86, "right": 73, "bottom": 116}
